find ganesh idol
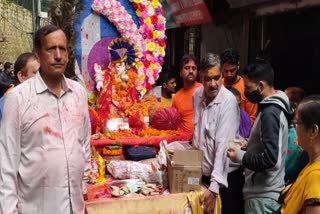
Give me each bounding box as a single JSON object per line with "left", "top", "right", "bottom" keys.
{"left": 94, "top": 38, "right": 141, "bottom": 131}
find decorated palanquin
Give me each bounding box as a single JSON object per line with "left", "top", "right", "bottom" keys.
{"left": 74, "top": 0, "right": 191, "bottom": 146}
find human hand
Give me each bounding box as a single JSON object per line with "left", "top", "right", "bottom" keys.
{"left": 200, "top": 189, "right": 216, "bottom": 214}
{"left": 227, "top": 144, "right": 241, "bottom": 161}
{"left": 234, "top": 137, "right": 248, "bottom": 149}
{"left": 96, "top": 81, "right": 103, "bottom": 91}
{"left": 94, "top": 63, "right": 102, "bottom": 73}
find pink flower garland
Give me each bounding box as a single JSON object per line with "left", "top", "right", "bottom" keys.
{"left": 92, "top": 0, "right": 166, "bottom": 96}
{"left": 92, "top": 0, "right": 146, "bottom": 56}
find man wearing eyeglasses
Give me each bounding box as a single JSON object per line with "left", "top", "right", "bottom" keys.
{"left": 221, "top": 48, "right": 258, "bottom": 126}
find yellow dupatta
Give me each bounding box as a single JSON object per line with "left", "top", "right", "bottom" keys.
{"left": 281, "top": 160, "right": 320, "bottom": 213}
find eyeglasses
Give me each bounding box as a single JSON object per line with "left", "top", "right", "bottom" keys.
{"left": 291, "top": 120, "right": 303, "bottom": 128}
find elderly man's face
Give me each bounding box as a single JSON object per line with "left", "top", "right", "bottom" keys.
{"left": 36, "top": 30, "right": 68, "bottom": 78}
{"left": 203, "top": 67, "right": 222, "bottom": 104}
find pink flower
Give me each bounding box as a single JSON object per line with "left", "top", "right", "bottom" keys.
{"left": 157, "top": 15, "right": 165, "bottom": 24}
{"left": 141, "top": 10, "right": 148, "bottom": 19}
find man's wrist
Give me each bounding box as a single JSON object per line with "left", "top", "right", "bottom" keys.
{"left": 209, "top": 189, "right": 218, "bottom": 196}
{"left": 208, "top": 181, "right": 219, "bottom": 195}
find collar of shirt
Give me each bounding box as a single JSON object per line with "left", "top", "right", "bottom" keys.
{"left": 34, "top": 71, "right": 75, "bottom": 95}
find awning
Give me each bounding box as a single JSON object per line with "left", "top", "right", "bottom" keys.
{"left": 160, "top": 0, "right": 212, "bottom": 29}
{"left": 255, "top": 0, "right": 320, "bottom": 16}
{"left": 225, "top": 0, "right": 273, "bottom": 8}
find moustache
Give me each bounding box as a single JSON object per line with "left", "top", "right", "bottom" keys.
{"left": 208, "top": 87, "right": 218, "bottom": 91}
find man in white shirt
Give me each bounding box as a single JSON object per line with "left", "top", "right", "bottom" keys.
{"left": 193, "top": 53, "right": 239, "bottom": 213}
{"left": 0, "top": 24, "right": 91, "bottom": 214}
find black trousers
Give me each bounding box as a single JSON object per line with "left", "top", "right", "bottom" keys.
{"left": 220, "top": 167, "right": 245, "bottom": 214}
{"left": 202, "top": 167, "right": 244, "bottom": 214}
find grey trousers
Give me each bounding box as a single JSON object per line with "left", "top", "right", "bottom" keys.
{"left": 245, "top": 197, "right": 281, "bottom": 214}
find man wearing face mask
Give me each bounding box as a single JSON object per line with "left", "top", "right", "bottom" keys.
{"left": 227, "top": 60, "right": 292, "bottom": 214}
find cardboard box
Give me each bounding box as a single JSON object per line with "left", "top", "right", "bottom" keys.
{"left": 167, "top": 149, "right": 203, "bottom": 193}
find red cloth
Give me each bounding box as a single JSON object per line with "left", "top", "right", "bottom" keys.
{"left": 96, "top": 71, "right": 113, "bottom": 132}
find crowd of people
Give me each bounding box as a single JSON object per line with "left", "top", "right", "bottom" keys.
{"left": 0, "top": 24, "right": 319, "bottom": 214}
{"left": 172, "top": 50, "right": 319, "bottom": 214}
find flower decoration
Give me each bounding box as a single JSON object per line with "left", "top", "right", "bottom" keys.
{"left": 92, "top": 0, "right": 146, "bottom": 57}
{"left": 92, "top": 0, "right": 166, "bottom": 97}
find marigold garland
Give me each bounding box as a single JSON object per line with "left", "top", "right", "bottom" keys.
{"left": 104, "top": 96, "right": 180, "bottom": 138}
{"left": 138, "top": 126, "right": 180, "bottom": 137}
{"left": 125, "top": 95, "right": 165, "bottom": 117}
{"left": 106, "top": 126, "right": 180, "bottom": 140}
{"left": 111, "top": 69, "right": 138, "bottom": 106}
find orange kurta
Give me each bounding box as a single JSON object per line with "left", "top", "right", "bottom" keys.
{"left": 172, "top": 82, "right": 202, "bottom": 135}
{"left": 223, "top": 77, "right": 257, "bottom": 125}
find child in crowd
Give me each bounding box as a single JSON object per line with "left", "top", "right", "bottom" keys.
{"left": 228, "top": 87, "right": 251, "bottom": 138}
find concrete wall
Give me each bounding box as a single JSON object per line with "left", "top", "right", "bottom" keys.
{"left": 200, "top": 12, "right": 250, "bottom": 69}
{"left": 0, "top": 1, "right": 33, "bottom": 63}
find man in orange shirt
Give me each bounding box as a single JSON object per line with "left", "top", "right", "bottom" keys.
{"left": 172, "top": 55, "right": 202, "bottom": 135}
{"left": 221, "top": 48, "right": 257, "bottom": 125}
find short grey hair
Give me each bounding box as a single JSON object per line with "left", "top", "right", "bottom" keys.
{"left": 200, "top": 52, "right": 221, "bottom": 73}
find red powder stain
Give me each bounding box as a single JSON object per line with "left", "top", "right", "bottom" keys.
{"left": 43, "top": 126, "right": 62, "bottom": 139}
{"left": 86, "top": 33, "right": 89, "bottom": 39}
{"left": 43, "top": 126, "right": 52, "bottom": 134}
{"left": 80, "top": 28, "right": 83, "bottom": 32}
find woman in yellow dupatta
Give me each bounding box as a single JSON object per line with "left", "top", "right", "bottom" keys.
{"left": 281, "top": 95, "right": 320, "bottom": 214}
